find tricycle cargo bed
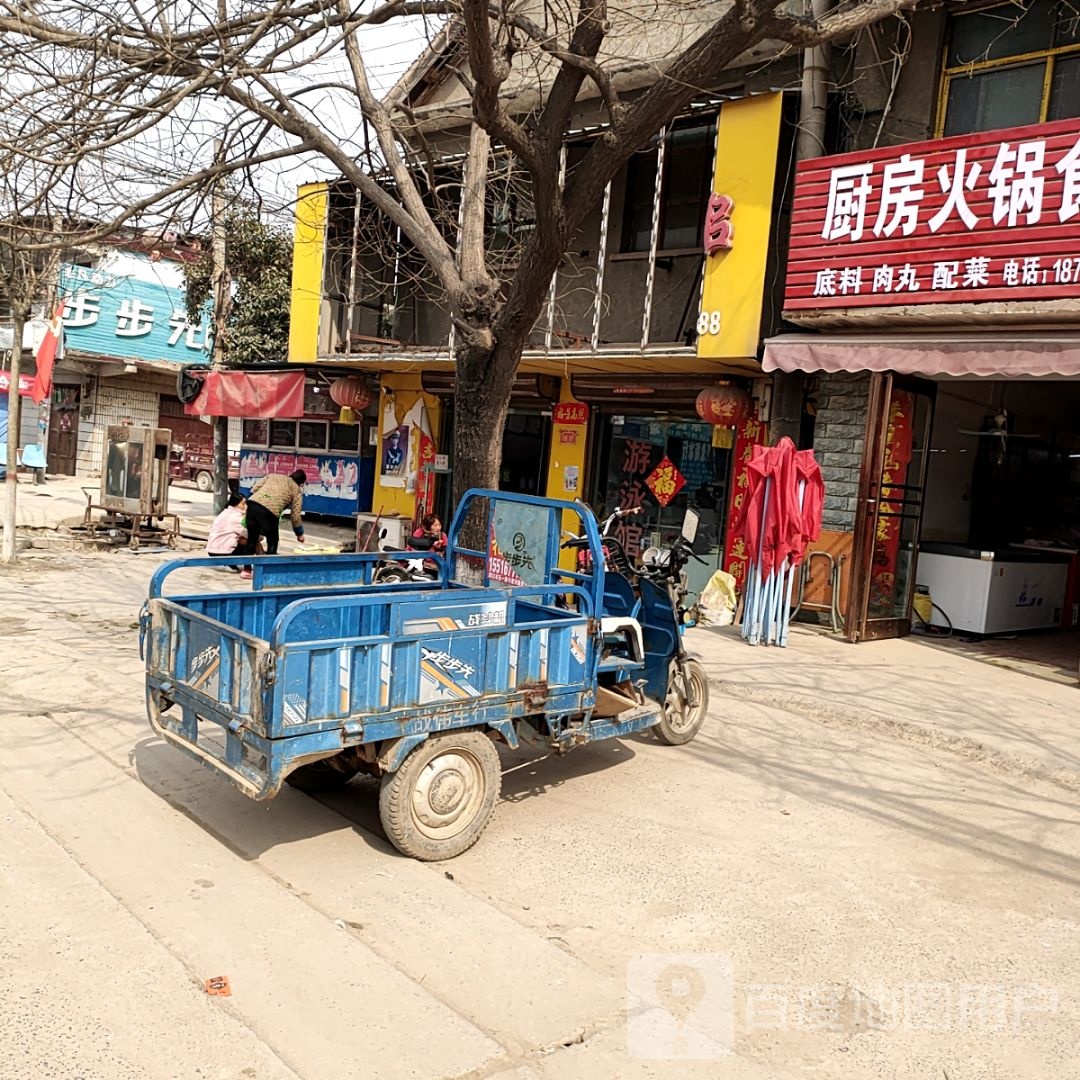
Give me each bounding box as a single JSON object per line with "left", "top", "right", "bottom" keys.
{"left": 145, "top": 578, "right": 596, "bottom": 797}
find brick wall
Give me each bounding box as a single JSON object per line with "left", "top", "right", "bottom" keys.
{"left": 77, "top": 375, "right": 164, "bottom": 474}
{"left": 813, "top": 372, "right": 870, "bottom": 532}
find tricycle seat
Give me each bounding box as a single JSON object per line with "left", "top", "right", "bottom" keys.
{"left": 600, "top": 616, "right": 643, "bottom": 663}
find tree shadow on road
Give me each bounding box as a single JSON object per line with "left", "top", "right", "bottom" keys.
{"left": 679, "top": 701, "right": 1080, "bottom": 893}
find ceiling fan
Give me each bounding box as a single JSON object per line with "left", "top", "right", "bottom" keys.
{"left": 958, "top": 409, "right": 1037, "bottom": 466}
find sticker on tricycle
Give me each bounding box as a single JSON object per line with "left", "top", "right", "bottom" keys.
{"left": 401, "top": 600, "right": 508, "bottom": 635}
{"left": 419, "top": 643, "right": 482, "bottom": 702}
{"left": 488, "top": 502, "right": 551, "bottom": 587}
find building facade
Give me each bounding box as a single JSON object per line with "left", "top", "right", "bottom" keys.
{"left": 2, "top": 243, "right": 213, "bottom": 478}
{"left": 767, "top": 0, "right": 1080, "bottom": 641}
{"left": 287, "top": 26, "right": 804, "bottom": 589}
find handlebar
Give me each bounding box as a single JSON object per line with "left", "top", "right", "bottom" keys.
{"left": 598, "top": 505, "right": 642, "bottom": 535}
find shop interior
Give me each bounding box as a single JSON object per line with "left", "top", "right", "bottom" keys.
{"left": 916, "top": 375, "right": 1080, "bottom": 681}
{"left": 590, "top": 412, "right": 733, "bottom": 599}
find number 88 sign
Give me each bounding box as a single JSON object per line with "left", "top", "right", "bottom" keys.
{"left": 696, "top": 309, "right": 722, "bottom": 336}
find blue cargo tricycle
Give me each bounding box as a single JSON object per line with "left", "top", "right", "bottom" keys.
{"left": 143, "top": 490, "right": 709, "bottom": 860}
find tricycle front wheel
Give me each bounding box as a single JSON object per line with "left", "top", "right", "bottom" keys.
{"left": 379, "top": 731, "right": 501, "bottom": 861}
{"left": 655, "top": 658, "right": 709, "bottom": 746}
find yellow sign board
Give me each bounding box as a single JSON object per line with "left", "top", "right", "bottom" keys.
{"left": 697, "top": 94, "right": 784, "bottom": 360}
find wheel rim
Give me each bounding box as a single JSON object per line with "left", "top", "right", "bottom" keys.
{"left": 665, "top": 666, "right": 706, "bottom": 733}
{"left": 410, "top": 748, "right": 487, "bottom": 840}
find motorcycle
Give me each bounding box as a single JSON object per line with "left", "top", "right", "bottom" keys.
{"left": 636, "top": 508, "right": 709, "bottom": 743}
{"left": 639, "top": 507, "right": 707, "bottom": 628}
{"left": 562, "top": 505, "right": 709, "bottom": 745}
{"left": 371, "top": 529, "right": 440, "bottom": 585}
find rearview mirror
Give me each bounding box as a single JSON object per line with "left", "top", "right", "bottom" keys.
{"left": 681, "top": 508, "right": 699, "bottom": 545}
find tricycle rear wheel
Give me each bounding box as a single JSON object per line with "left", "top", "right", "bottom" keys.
{"left": 655, "top": 658, "right": 709, "bottom": 745}
{"left": 379, "top": 731, "right": 501, "bottom": 861}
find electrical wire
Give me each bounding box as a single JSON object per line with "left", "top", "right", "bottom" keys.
{"left": 912, "top": 598, "right": 953, "bottom": 637}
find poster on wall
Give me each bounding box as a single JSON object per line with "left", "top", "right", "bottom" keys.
{"left": 382, "top": 424, "right": 409, "bottom": 480}
{"left": 239, "top": 447, "right": 371, "bottom": 517}
{"left": 378, "top": 398, "right": 408, "bottom": 487}
{"left": 404, "top": 398, "right": 436, "bottom": 517}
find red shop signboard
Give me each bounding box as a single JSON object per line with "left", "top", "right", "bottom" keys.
{"left": 785, "top": 118, "right": 1080, "bottom": 312}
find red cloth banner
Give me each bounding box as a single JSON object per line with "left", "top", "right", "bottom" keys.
{"left": 31, "top": 299, "right": 66, "bottom": 405}
{"left": 722, "top": 414, "right": 767, "bottom": 589}
{"left": 184, "top": 370, "right": 306, "bottom": 418}
{"left": 869, "top": 390, "right": 914, "bottom": 612}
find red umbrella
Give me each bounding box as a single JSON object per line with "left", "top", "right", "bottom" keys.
{"left": 791, "top": 449, "right": 825, "bottom": 565}
{"left": 759, "top": 438, "right": 799, "bottom": 582}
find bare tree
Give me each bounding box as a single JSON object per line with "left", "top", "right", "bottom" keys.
{"left": 0, "top": 160, "right": 67, "bottom": 563}
{"left": 0, "top": 0, "right": 922, "bottom": 503}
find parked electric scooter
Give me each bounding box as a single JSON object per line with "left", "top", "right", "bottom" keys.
{"left": 371, "top": 530, "right": 439, "bottom": 584}
{"left": 635, "top": 509, "right": 709, "bottom": 743}
{"left": 562, "top": 506, "right": 709, "bottom": 744}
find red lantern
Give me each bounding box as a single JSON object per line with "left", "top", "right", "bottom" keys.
{"left": 695, "top": 383, "right": 751, "bottom": 427}
{"left": 328, "top": 376, "right": 373, "bottom": 412}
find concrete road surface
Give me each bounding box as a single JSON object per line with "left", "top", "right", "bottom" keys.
{"left": 1, "top": 550, "right": 1077, "bottom": 1079}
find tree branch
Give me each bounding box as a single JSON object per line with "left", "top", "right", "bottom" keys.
{"left": 765, "top": 0, "right": 921, "bottom": 46}
{"left": 495, "top": 6, "right": 623, "bottom": 130}
{"left": 538, "top": 0, "right": 612, "bottom": 140}
{"left": 459, "top": 0, "right": 544, "bottom": 176}
{"left": 458, "top": 124, "right": 491, "bottom": 291}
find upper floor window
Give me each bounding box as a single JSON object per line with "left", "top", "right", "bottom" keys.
{"left": 620, "top": 120, "right": 715, "bottom": 253}
{"left": 941, "top": 0, "right": 1080, "bottom": 136}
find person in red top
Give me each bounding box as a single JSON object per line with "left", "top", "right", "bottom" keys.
{"left": 411, "top": 513, "right": 446, "bottom": 553}
{"left": 205, "top": 493, "right": 248, "bottom": 562}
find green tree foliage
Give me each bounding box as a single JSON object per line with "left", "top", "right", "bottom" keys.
{"left": 184, "top": 209, "right": 292, "bottom": 367}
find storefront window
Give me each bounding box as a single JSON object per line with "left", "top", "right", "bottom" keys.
{"left": 329, "top": 421, "right": 361, "bottom": 453}
{"left": 940, "top": 0, "right": 1080, "bottom": 136}
{"left": 592, "top": 415, "right": 731, "bottom": 597}
{"left": 619, "top": 121, "right": 715, "bottom": 253}
{"left": 242, "top": 418, "right": 268, "bottom": 446}
{"left": 304, "top": 381, "right": 337, "bottom": 417}
{"left": 298, "top": 420, "right": 329, "bottom": 452}
{"left": 269, "top": 419, "right": 297, "bottom": 448}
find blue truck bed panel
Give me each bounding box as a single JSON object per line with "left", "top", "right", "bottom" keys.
{"left": 146, "top": 577, "right": 598, "bottom": 796}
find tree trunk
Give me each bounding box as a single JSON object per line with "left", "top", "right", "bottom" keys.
{"left": 2, "top": 311, "right": 25, "bottom": 564}
{"left": 452, "top": 337, "right": 518, "bottom": 505}
{"left": 212, "top": 415, "right": 229, "bottom": 514}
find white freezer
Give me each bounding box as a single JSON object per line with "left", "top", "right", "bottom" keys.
{"left": 915, "top": 551, "right": 1067, "bottom": 635}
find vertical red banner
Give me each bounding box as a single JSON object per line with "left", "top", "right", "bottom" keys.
{"left": 869, "top": 390, "right": 914, "bottom": 613}
{"left": 723, "top": 412, "right": 767, "bottom": 591}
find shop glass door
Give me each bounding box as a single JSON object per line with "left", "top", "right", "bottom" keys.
{"left": 849, "top": 374, "right": 935, "bottom": 641}
{"left": 591, "top": 414, "right": 732, "bottom": 598}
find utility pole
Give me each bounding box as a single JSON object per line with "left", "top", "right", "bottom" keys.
{"left": 210, "top": 138, "right": 230, "bottom": 515}
{"left": 1, "top": 308, "right": 26, "bottom": 563}
{"left": 769, "top": 0, "right": 835, "bottom": 447}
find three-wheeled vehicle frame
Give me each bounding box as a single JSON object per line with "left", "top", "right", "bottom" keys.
{"left": 142, "top": 490, "right": 709, "bottom": 860}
